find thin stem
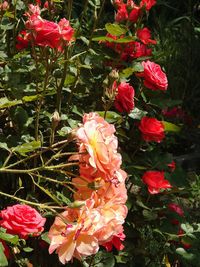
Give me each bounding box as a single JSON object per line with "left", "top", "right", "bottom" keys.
{"left": 30, "top": 173, "right": 70, "bottom": 185}
{"left": 87, "top": 0, "right": 106, "bottom": 49}
{"left": 2, "top": 151, "right": 13, "bottom": 167}
{"left": 67, "top": 0, "right": 73, "bottom": 21}
{"left": 0, "top": 191, "right": 64, "bottom": 210}
{"left": 75, "top": 0, "right": 89, "bottom": 37}
{"left": 0, "top": 162, "right": 78, "bottom": 174}
{"left": 56, "top": 48, "right": 68, "bottom": 113}
{"left": 35, "top": 48, "right": 50, "bottom": 141}
{"left": 4, "top": 139, "right": 70, "bottom": 170}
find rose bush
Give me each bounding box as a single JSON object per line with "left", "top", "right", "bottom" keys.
{"left": 0, "top": 0, "right": 198, "bottom": 266}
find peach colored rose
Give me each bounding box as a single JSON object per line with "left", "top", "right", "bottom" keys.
{"left": 48, "top": 201, "right": 100, "bottom": 264}
{"left": 76, "top": 113, "right": 122, "bottom": 183}
{"left": 73, "top": 169, "right": 127, "bottom": 204}
{"left": 49, "top": 191, "right": 128, "bottom": 263}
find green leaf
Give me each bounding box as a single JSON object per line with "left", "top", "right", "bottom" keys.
{"left": 0, "top": 242, "right": 8, "bottom": 267}
{"left": 143, "top": 210, "right": 158, "bottom": 221}
{"left": 132, "top": 62, "right": 144, "bottom": 72}
{"left": 162, "top": 121, "right": 181, "bottom": 132}
{"left": 3, "top": 11, "right": 14, "bottom": 18}
{"left": 56, "top": 192, "right": 71, "bottom": 205}
{"left": 23, "top": 247, "right": 33, "bottom": 252}
{"left": 12, "top": 106, "right": 29, "bottom": 130}
{"left": 92, "top": 36, "right": 135, "bottom": 43}
{"left": 0, "top": 142, "right": 10, "bottom": 151}
{"left": 180, "top": 223, "right": 194, "bottom": 234}
{"left": 128, "top": 107, "right": 147, "bottom": 120}
{"left": 0, "top": 97, "right": 22, "bottom": 109}
{"left": 64, "top": 74, "right": 76, "bottom": 86}
{"left": 176, "top": 247, "right": 195, "bottom": 260}
{"left": 93, "top": 251, "right": 115, "bottom": 267}
{"left": 22, "top": 95, "right": 39, "bottom": 102}
{"left": 13, "top": 140, "right": 41, "bottom": 156}
{"left": 41, "top": 232, "right": 50, "bottom": 244}
{"left": 57, "top": 127, "right": 72, "bottom": 136}
{"left": 105, "top": 23, "right": 127, "bottom": 36}
{"left": 98, "top": 111, "right": 122, "bottom": 124}
{"left": 120, "top": 68, "right": 135, "bottom": 78}
{"left": 0, "top": 231, "right": 19, "bottom": 245}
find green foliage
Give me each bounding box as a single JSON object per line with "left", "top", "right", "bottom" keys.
{"left": 0, "top": 0, "right": 199, "bottom": 266}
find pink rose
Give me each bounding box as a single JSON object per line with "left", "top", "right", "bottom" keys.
{"left": 138, "top": 60, "right": 168, "bottom": 91}
{"left": 114, "top": 82, "right": 135, "bottom": 113}
{"left": 139, "top": 117, "right": 165, "bottom": 142}
{"left": 142, "top": 171, "right": 172, "bottom": 194}
{"left": 0, "top": 204, "right": 46, "bottom": 238}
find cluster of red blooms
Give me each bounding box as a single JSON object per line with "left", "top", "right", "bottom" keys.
{"left": 104, "top": 0, "right": 157, "bottom": 63}
{"left": 16, "top": 4, "right": 74, "bottom": 51}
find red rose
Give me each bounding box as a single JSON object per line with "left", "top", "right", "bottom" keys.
{"left": 16, "top": 30, "right": 31, "bottom": 50}
{"left": 133, "top": 42, "right": 152, "bottom": 59}
{"left": 167, "top": 160, "right": 176, "bottom": 172}
{"left": 140, "top": 0, "right": 156, "bottom": 11}
{"left": 178, "top": 229, "right": 192, "bottom": 249}
{"left": 128, "top": 6, "right": 140, "bottom": 23}
{"left": 114, "top": 82, "right": 135, "bottom": 113}
{"left": 102, "top": 231, "right": 125, "bottom": 252}
{"left": 138, "top": 60, "right": 168, "bottom": 91}
{"left": 137, "top": 27, "right": 156, "bottom": 45}
{"left": 0, "top": 204, "right": 46, "bottom": 239}
{"left": 115, "top": 4, "right": 129, "bottom": 22}
{"left": 168, "top": 203, "right": 184, "bottom": 217}
{"left": 142, "top": 171, "right": 172, "bottom": 194}
{"left": 21, "top": 4, "right": 74, "bottom": 51}
{"left": 139, "top": 117, "right": 165, "bottom": 142}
